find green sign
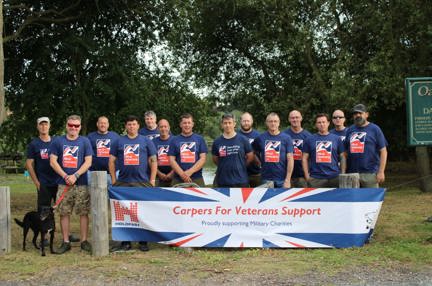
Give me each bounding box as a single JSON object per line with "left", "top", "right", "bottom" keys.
{"left": 406, "top": 77, "right": 432, "bottom": 146}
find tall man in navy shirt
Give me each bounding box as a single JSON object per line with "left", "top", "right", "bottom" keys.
{"left": 330, "top": 109, "right": 347, "bottom": 142}
{"left": 238, "top": 112, "right": 261, "bottom": 187}
{"left": 109, "top": 115, "right": 157, "bottom": 251}
{"left": 212, "top": 114, "right": 254, "bottom": 187}
{"left": 139, "top": 110, "right": 160, "bottom": 140}
{"left": 284, "top": 110, "right": 312, "bottom": 188}
{"left": 152, "top": 119, "right": 175, "bottom": 187}
{"left": 26, "top": 117, "right": 57, "bottom": 211}
{"left": 50, "top": 115, "right": 93, "bottom": 254}
{"left": 87, "top": 116, "right": 119, "bottom": 185}
{"left": 302, "top": 113, "right": 346, "bottom": 188}
{"left": 345, "top": 104, "right": 388, "bottom": 188}
{"left": 253, "top": 112, "right": 294, "bottom": 188}
{"left": 169, "top": 113, "right": 208, "bottom": 186}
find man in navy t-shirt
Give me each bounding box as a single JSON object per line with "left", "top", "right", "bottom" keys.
{"left": 330, "top": 109, "right": 347, "bottom": 142}
{"left": 87, "top": 116, "right": 119, "bottom": 185}
{"left": 109, "top": 115, "right": 157, "bottom": 252}
{"left": 344, "top": 104, "right": 388, "bottom": 188}
{"left": 302, "top": 113, "right": 346, "bottom": 188}
{"left": 253, "top": 112, "right": 294, "bottom": 188}
{"left": 238, "top": 112, "right": 261, "bottom": 187}
{"left": 26, "top": 117, "right": 58, "bottom": 211}
{"left": 138, "top": 110, "right": 160, "bottom": 140}
{"left": 50, "top": 115, "right": 93, "bottom": 254}
{"left": 283, "top": 110, "right": 312, "bottom": 188}
{"left": 169, "top": 113, "right": 208, "bottom": 186}
{"left": 152, "top": 119, "right": 175, "bottom": 187}
{"left": 212, "top": 114, "right": 254, "bottom": 187}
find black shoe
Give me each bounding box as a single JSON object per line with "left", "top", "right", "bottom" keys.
{"left": 80, "top": 240, "right": 92, "bottom": 252}
{"left": 69, "top": 234, "right": 80, "bottom": 242}
{"left": 56, "top": 242, "right": 71, "bottom": 254}
{"left": 111, "top": 242, "right": 132, "bottom": 252}
{"left": 139, "top": 241, "right": 149, "bottom": 252}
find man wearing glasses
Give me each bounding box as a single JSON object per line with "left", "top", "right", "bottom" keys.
{"left": 330, "top": 109, "right": 347, "bottom": 142}
{"left": 50, "top": 115, "right": 93, "bottom": 254}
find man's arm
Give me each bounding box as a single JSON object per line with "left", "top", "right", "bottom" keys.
{"left": 148, "top": 155, "right": 157, "bottom": 186}
{"left": 184, "top": 153, "right": 206, "bottom": 177}
{"left": 25, "top": 158, "right": 40, "bottom": 190}
{"left": 212, "top": 155, "right": 219, "bottom": 166}
{"left": 50, "top": 154, "right": 69, "bottom": 185}
{"left": 302, "top": 152, "right": 310, "bottom": 181}
{"left": 169, "top": 155, "right": 191, "bottom": 183}
{"left": 283, "top": 153, "right": 294, "bottom": 188}
{"left": 245, "top": 151, "right": 254, "bottom": 165}
{"left": 377, "top": 147, "right": 387, "bottom": 184}
{"left": 66, "top": 155, "right": 92, "bottom": 186}
{"left": 108, "top": 155, "right": 117, "bottom": 185}
{"left": 339, "top": 152, "right": 347, "bottom": 174}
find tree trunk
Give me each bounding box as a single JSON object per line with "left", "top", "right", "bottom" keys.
{"left": 0, "top": 1, "right": 6, "bottom": 125}
{"left": 415, "top": 146, "right": 432, "bottom": 192}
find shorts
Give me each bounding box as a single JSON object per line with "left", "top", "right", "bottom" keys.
{"left": 248, "top": 174, "right": 262, "bottom": 188}
{"left": 56, "top": 184, "right": 90, "bottom": 216}
{"left": 114, "top": 181, "right": 153, "bottom": 187}
{"left": 291, "top": 177, "right": 308, "bottom": 188}
{"left": 171, "top": 177, "right": 205, "bottom": 187}
{"left": 359, "top": 173, "right": 379, "bottom": 188}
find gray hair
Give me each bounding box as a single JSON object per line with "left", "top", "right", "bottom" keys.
{"left": 67, "top": 115, "right": 81, "bottom": 122}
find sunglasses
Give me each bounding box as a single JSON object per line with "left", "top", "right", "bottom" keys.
{"left": 67, "top": 123, "right": 81, "bottom": 128}
{"left": 332, "top": 116, "right": 345, "bottom": 119}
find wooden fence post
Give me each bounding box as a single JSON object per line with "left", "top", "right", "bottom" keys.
{"left": 0, "top": 186, "right": 11, "bottom": 254}
{"left": 90, "top": 171, "right": 109, "bottom": 256}
{"left": 339, "top": 173, "right": 360, "bottom": 188}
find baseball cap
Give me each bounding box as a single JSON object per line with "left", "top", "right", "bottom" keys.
{"left": 37, "top": 117, "right": 50, "bottom": 124}
{"left": 352, "top": 104, "right": 367, "bottom": 113}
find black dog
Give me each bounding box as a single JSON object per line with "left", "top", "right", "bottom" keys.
{"left": 14, "top": 206, "right": 55, "bottom": 256}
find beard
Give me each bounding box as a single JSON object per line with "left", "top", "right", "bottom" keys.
{"left": 241, "top": 126, "right": 252, "bottom": 132}
{"left": 354, "top": 117, "right": 366, "bottom": 126}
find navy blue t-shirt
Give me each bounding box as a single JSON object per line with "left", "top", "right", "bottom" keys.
{"left": 26, "top": 137, "right": 57, "bottom": 186}
{"left": 330, "top": 128, "right": 347, "bottom": 143}
{"left": 238, "top": 129, "right": 261, "bottom": 175}
{"left": 283, "top": 128, "right": 312, "bottom": 178}
{"left": 303, "top": 133, "right": 345, "bottom": 179}
{"left": 50, "top": 136, "right": 93, "bottom": 185}
{"left": 110, "top": 135, "right": 157, "bottom": 183}
{"left": 168, "top": 133, "right": 208, "bottom": 179}
{"left": 252, "top": 131, "right": 293, "bottom": 181}
{"left": 345, "top": 123, "right": 387, "bottom": 173}
{"left": 152, "top": 135, "right": 174, "bottom": 175}
{"left": 138, "top": 127, "right": 160, "bottom": 140}
{"left": 212, "top": 134, "right": 252, "bottom": 186}
{"left": 87, "top": 131, "right": 120, "bottom": 171}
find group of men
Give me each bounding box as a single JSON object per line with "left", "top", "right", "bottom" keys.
{"left": 26, "top": 103, "right": 387, "bottom": 253}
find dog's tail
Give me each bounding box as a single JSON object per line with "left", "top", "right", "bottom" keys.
{"left": 14, "top": 218, "right": 24, "bottom": 228}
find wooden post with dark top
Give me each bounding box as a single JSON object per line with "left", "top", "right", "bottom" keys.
{"left": 90, "top": 171, "right": 109, "bottom": 256}
{"left": 339, "top": 173, "right": 360, "bottom": 188}
{"left": 0, "top": 186, "right": 11, "bottom": 254}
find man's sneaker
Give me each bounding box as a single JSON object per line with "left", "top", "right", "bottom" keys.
{"left": 40, "top": 239, "right": 49, "bottom": 247}
{"left": 56, "top": 242, "right": 71, "bottom": 254}
{"left": 69, "top": 234, "right": 80, "bottom": 242}
{"left": 80, "top": 240, "right": 92, "bottom": 252}
{"left": 138, "top": 241, "right": 149, "bottom": 252}
{"left": 111, "top": 242, "right": 132, "bottom": 252}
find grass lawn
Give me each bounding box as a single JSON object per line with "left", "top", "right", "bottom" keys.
{"left": 0, "top": 167, "right": 431, "bottom": 284}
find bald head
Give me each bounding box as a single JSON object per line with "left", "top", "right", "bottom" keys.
{"left": 289, "top": 110, "right": 303, "bottom": 131}
{"left": 158, "top": 119, "right": 171, "bottom": 139}
{"left": 240, "top": 112, "right": 254, "bottom": 132}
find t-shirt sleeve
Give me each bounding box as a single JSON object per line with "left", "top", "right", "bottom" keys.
{"left": 168, "top": 139, "right": 177, "bottom": 156}
{"left": 337, "top": 137, "right": 345, "bottom": 154}
{"left": 146, "top": 138, "right": 157, "bottom": 156}
{"left": 285, "top": 135, "right": 294, "bottom": 153}
{"left": 26, "top": 141, "right": 35, "bottom": 159}
{"left": 50, "top": 138, "right": 60, "bottom": 156}
{"left": 84, "top": 138, "right": 94, "bottom": 157}
{"left": 243, "top": 137, "right": 252, "bottom": 153}
{"left": 303, "top": 138, "right": 311, "bottom": 154}
{"left": 375, "top": 126, "right": 388, "bottom": 150}
{"left": 199, "top": 137, "right": 208, "bottom": 154}
{"left": 211, "top": 140, "right": 218, "bottom": 156}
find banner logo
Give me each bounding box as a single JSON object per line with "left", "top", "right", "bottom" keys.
{"left": 40, "top": 148, "right": 49, "bottom": 160}
{"left": 96, "top": 139, "right": 111, "bottom": 157}
{"left": 62, "top": 145, "right": 79, "bottom": 168}
{"left": 292, "top": 139, "right": 303, "bottom": 161}
{"left": 157, "top": 145, "right": 170, "bottom": 166}
{"left": 316, "top": 141, "right": 332, "bottom": 163}
{"left": 180, "top": 142, "right": 196, "bottom": 163}
{"left": 350, "top": 132, "right": 366, "bottom": 153}
{"left": 124, "top": 144, "right": 139, "bottom": 165}
{"left": 264, "top": 140, "right": 280, "bottom": 163}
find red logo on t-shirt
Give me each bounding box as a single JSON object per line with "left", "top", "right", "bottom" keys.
{"left": 96, "top": 139, "right": 111, "bottom": 157}
{"left": 264, "top": 140, "right": 280, "bottom": 163}
{"left": 350, "top": 132, "right": 366, "bottom": 153}
{"left": 157, "top": 145, "right": 170, "bottom": 166}
{"left": 180, "top": 142, "right": 196, "bottom": 163}
{"left": 124, "top": 144, "right": 139, "bottom": 165}
{"left": 316, "top": 141, "right": 332, "bottom": 163}
{"left": 292, "top": 139, "right": 303, "bottom": 161}
{"left": 40, "top": 149, "right": 49, "bottom": 160}
{"left": 63, "top": 146, "right": 79, "bottom": 168}
{"left": 219, "top": 146, "right": 227, "bottom": 157}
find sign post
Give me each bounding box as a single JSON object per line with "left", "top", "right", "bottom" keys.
{"left": 406, "top": 78, "right": 432, "bottom": 192}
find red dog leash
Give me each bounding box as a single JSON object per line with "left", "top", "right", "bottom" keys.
{"left": 53, "top": 185, "right": 70, "bottom": 209}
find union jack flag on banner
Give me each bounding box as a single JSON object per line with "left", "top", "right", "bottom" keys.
{"left": 109, "top": 187, "right": 385, "bottom": 248}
